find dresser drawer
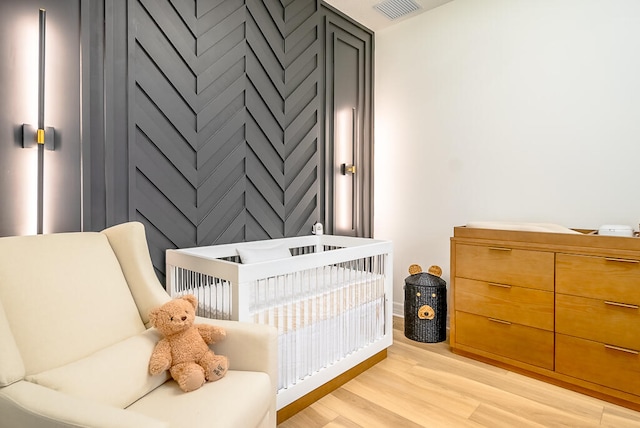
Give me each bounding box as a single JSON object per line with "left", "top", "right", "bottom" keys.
{"left": 556, "top": 253, "right": 640, "bottom": 301}
{"left": 455, "top": 311, "right": 554, "bottom": 370}
{"left": 556, "top": 333, "right": 640, "bottom": 396}
{"left": 455, "top": 244, "right": 554, "bottom": 291}
{"left": 455, "top": 277, "right": 554, "bottom": 331}
{"left": 556, "top": 294, "right": 640, "bottom": 350}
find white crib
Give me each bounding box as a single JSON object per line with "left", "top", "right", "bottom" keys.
{"left": 165, "top": 234, "right": 393, "bottom": 410}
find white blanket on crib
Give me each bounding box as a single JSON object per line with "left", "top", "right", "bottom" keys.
{"left": 182, "top": 266, "right": 385, "bottom": 321}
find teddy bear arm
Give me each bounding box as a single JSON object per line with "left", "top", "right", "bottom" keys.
{"left": 196, "top": 324, "right": 226, "bottom": 344}
{"left": 149, "top": 339, "right": 172, "bottom": 375}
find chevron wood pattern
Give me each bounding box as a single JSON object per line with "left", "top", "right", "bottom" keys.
{"left": 129, "top": 0, "right": 322, "bottom": 277}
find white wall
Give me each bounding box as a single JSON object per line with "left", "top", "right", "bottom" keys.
{"left": 373, "top": 0, "right": 640, "bottom": 315}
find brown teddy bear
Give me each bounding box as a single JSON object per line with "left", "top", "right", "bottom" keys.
{"left": 148, "top": 295, "right": 229, "bottom": 392}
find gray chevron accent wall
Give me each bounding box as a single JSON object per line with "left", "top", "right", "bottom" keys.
{"left": 115, "top": 0, "right": 326, "bottom": 278}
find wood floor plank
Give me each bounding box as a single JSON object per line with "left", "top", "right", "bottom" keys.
{"left": 277, "top": 405, "right": 332, "bottom": 428}
{"left": 277, "top": 318, "right": 640, "bottom": 427}
{"left": 320, "top": 388, "right": 424, "bottom": 428}
{"left": 406, "top": 359, "right": 602, "bottom": 427}
{"left": 394, "top": 334, "right": 605, "bottom": 422}
{"left": 469, "top": 403, "right": 551, "bottom": 428}
{"left": 342, "top": 373, "right": 481, "bottom": 427}
{"left": 601, "top": 405, "right": 640, "bottom": 428}
{"left": 391, "top": 338, "right": 508, "bottom": 379}
{"left": 351, "top": 359, "right": 480, "bottom": 419}
{"left": 502, "top": 370, "right": 606, "bottom": 419}
{"left": 324, "top": 416, "right": 364, "bottom": 428}
{"left": 308, "top": 401, "right": 340, "bottom": 422}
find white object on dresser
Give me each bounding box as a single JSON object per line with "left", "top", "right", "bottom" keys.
{"left": 598, "top": 224, "right": 634, "bottom": 237}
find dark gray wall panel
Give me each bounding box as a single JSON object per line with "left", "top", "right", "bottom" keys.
{"left": 322, "top": 4, "right": 374, "bottom": 237}
{"left": 123, "top": 0, "right": 323, "bottom": 276}
{"left": 284, "top": 1, "right": 322, "bottom": 237}
{"left": 103, "top": 0, "right": 131, "bottom": 228}
{"left": 94, "top": 0, "right": 374, "bottom": 279}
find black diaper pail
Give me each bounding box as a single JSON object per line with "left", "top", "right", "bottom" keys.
{"left": 404, "top": 264, "right": 447, "bottom": 343}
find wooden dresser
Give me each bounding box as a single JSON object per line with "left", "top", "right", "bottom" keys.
{"left": 450, "top": 226, "right": 640, "bottom": 410}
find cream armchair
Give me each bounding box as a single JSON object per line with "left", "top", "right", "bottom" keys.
{"left": 0, "top": 222, "right": 277, "bottom": 428}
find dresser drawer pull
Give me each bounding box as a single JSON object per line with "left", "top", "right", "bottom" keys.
{"left": 488, "top": 247, "right": 512, "bottom": 252}
{"left": 488, "top": 318, "right": 512, "bottom": 325}
{"left": 488, "top": 283, "right": 512, "bottom": 289}
{"left": 604, "top": 301, "right": 639, "bottom": 310}
{"left": 604, "top": 257, "right": 640, "bottom": 264}
{"left": 604, "top": 344, "right": 640, "bottom": 355}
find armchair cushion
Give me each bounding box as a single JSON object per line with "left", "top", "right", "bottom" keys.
{"left": 0, "top": 382, "right": 169, "bottom": 428}
{"left": 127, "top": 370, "right": 272, "bottom": 428}
{"left": 0, "top": 232, "right": 145, "bottom": 376}
{"left": 26, "top": 328, "right": 170, "bottom": 408}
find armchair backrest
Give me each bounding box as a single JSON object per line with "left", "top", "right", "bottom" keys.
{"left": 0, "top": 222, "right": 170, "bottom": 387}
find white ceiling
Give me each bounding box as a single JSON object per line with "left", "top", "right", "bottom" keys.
{"left": 323, "top": 0, "right": 454, "bottom": 32}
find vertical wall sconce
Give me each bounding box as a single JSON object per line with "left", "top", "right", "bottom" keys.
{"left": 22, "top": 8, "right": 55, "bottom": 235}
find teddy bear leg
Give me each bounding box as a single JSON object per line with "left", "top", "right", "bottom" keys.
{"left": 171, "top": 362, "right": 206, "bottom": 392}
{"left": 201, "top": 352, "right": 228, "bottom": 382}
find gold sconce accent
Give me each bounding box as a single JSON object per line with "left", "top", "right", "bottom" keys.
{"left": 23, "top": 124, "right": 54, "bottom": 149}
{"left": 340, "top": 163, "right": 357, "bottom": 175}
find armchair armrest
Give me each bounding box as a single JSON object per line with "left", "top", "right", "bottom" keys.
{"left": 0, "top": 381, "right": 168, "bottom": 428}
{"left": 196, "top": 318, "right": 278, "bottom": 428}
{"left": 196, "top": 317, "right": 277, "bottom": 386}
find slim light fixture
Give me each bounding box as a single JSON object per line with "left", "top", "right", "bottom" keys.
{"left": 22, "top": 8, "right": 55, "bottom": 234}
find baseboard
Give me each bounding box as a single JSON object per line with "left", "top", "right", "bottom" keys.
{"left": 393, "top": 301, "right": 404, "bottom": 317}
{"left": 276, "top": 349, "right": 387, "bottom": 424}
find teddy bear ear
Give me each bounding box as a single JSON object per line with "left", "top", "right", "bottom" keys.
{"left": 148, "top": 308, "right": 159, "bottom": 326}
{"left": 181, "top": 294, "right": 198, "bottom": 309}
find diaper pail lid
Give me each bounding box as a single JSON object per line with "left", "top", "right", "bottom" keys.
{"left": 405, "top": 264, "right": 446, "bottom": 288}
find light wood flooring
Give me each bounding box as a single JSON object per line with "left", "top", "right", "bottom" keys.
{"left": 278, "top": 318, "right": 640, "bottom": 428}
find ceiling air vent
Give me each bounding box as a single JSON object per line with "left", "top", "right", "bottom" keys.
{"left": 374, "top": 0, "right": 422, "bottom": 20}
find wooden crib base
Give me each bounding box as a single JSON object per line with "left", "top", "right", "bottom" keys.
{"left": 276, "top": 349, "right": 388, "bottom": 424}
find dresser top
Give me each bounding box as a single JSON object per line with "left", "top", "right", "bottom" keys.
{"left": 453, "top": 226, "right": 640, "bottom": 256}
